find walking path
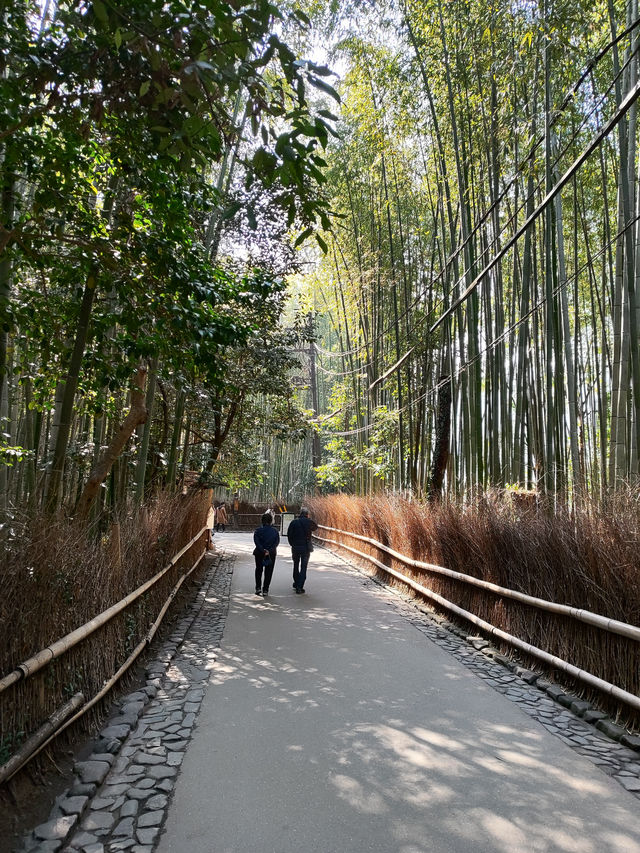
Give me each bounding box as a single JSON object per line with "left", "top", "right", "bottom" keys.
{"left": 20, "top": 531, "right": 640, "bottom": 853}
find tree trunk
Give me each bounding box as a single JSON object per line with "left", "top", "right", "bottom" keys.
{"left": 166, "top": 384, "right": 186, "bottom": 491}
{"left": 309, "top": 336, "right": 322, "bottom": 471}
{"left": 555, "top": 190, "right": 582, "bottom": 491}
{"left": 45, "top": 272, "right": 97, "bottom": 511}
{"left": 134, "top": 357, "right": 158, "bottom": 503}
{"left": 427, "top": 375, "right": 452, "bottom": 502}
{"left": 75, "top": 367, "right": 148, "bottom": 519}
{"left": 0, "top": 145, "right": 15, "bottom": 418}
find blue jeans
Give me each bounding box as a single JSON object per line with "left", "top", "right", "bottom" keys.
{"left": 292, "top": 546, "right": 310, "bottom": 590}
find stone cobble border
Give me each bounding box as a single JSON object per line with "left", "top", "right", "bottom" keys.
{"left": 328, "top": 544, "right": 640, "bottom": 800}
{"left": 18, "top": 550, "right": 234, "bottom": 853}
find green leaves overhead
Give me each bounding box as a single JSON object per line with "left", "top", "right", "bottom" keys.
{"left": 0, "top": 0, "right": 341, "bottom": 514}
{"left": 295, "top": 227, "right": 314, "bottom": 247}
{"left": 308, "top": 76, "right": 341, "bottom": 102}
{"left": 92, "top": 0, "right": 109, "bottom": 25}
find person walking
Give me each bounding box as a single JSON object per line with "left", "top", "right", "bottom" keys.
{"left": 206, "top": 502, "right": 216, "bottom": 549}
{"left": 253, "top": 513, "right": 280, "bottom": 596}
{"left": 287, "top": 507, "right": 318, "bottom": 594}
{"left": 216, "top": 502, "right": 228, "bottom": 532}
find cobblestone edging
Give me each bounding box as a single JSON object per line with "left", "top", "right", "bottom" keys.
{"left": 334, "top": 546, "right": 640, "bottom": 801}
{"left": 18, "top": 550, "right": 235, "bottom": 853}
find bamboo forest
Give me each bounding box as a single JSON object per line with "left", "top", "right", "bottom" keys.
{"left": 3, "top": 0, "right": 640, "bottom": 517}
{"left": 5, "top": 3, "right": 640, "bottom": 840}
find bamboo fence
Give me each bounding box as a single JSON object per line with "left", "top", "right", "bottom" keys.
{"left": 316, "top": 525, "right": 640, "bottom": 714}
{"left": 0, "top": 525, "right": 208, "bottom": 786}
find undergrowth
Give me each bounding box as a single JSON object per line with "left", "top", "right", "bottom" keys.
{"left": 0, "top": 489, "right": 211, "bottom": 773}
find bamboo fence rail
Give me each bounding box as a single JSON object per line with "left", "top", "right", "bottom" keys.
{"left": 316, "top": 526, "right": 640, "bottom": 713}
{"left": 0, "top": 694, "right": 85, "bottom": 787}
{"left": 317, "top": 525, "right": 640, "bottom": 641}
{"left": 0, "top": 526, "right": 208, "bottom": 786}
{"left": 0, "top": 527, "right": 207, "bottom": 695}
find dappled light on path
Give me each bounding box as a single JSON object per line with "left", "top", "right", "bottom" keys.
{"left": 156, "top": 533, "right": 640, "bottom": 853}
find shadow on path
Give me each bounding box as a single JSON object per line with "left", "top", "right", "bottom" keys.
{"left": 157, "top": 532, "right": 640, "bottom": 853}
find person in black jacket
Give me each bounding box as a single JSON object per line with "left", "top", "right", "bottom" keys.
{"left": 253, "top": 513, "right": 280, "bottom": 596}
{"left": 287, "top": 507, "right": 318, "bottom": 594}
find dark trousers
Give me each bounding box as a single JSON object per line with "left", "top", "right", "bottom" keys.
{"left": 255, "top": 551, "right": 276, "bottom": 592}
{"left": 292, "top": 546, "right": 310, "bottom": 590}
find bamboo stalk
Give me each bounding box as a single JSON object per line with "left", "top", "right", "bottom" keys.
{"left": 316, "top": 533, "right": 640, "bottom": 712}
{"left": 431, "top": 74, "right": 640, "bottom": 335}
{"left": 0, "top": 526, "right": 208, "bottom": 694}
{"left": 316, "top": 526, "right": 640, "bottom": 642}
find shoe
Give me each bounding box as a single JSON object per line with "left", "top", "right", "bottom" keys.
{"left": 262, "top": 589, "right": 268, "bottom": 596}
{"left": 255, "top": 589, "right": 262, "bottom": 596}
{"left": 295, "top": 588, "right": 301, "bottom": 594}
{"left": 299, "top": 588, "right": 305, "bottom": 594}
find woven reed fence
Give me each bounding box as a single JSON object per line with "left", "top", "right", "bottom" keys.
{"left": 0, "top": 490, "right": 211, "bottom": 784}
{"left": 309, "top": 494, "right": 640, "bottom": 726}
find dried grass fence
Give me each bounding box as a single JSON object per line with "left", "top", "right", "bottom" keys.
{"left": 308, "top": 493, "right": 640, "bottom": 728}
{"left": 0, "top": 489, "right": 212, "bottom": 782}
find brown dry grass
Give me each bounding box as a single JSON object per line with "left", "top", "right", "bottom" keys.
{"left": 0, "top": 489, "right": 211, "bottom": 766}
{"left": 309, "top": 491, "right": 640, "bottom": 727}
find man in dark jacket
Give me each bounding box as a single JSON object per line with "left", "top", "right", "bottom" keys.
{"left": 253, "top": 513, "right": 280, "bottom": 596}
{"left": 287, "top": 507, "right": 318, "bottom": 594}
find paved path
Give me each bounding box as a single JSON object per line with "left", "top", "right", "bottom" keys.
{"left": 21, "top": 531, "right": 640, "bottom": 853}
{"left": 156, "top": 533, "right": 640, "bottom": 853}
